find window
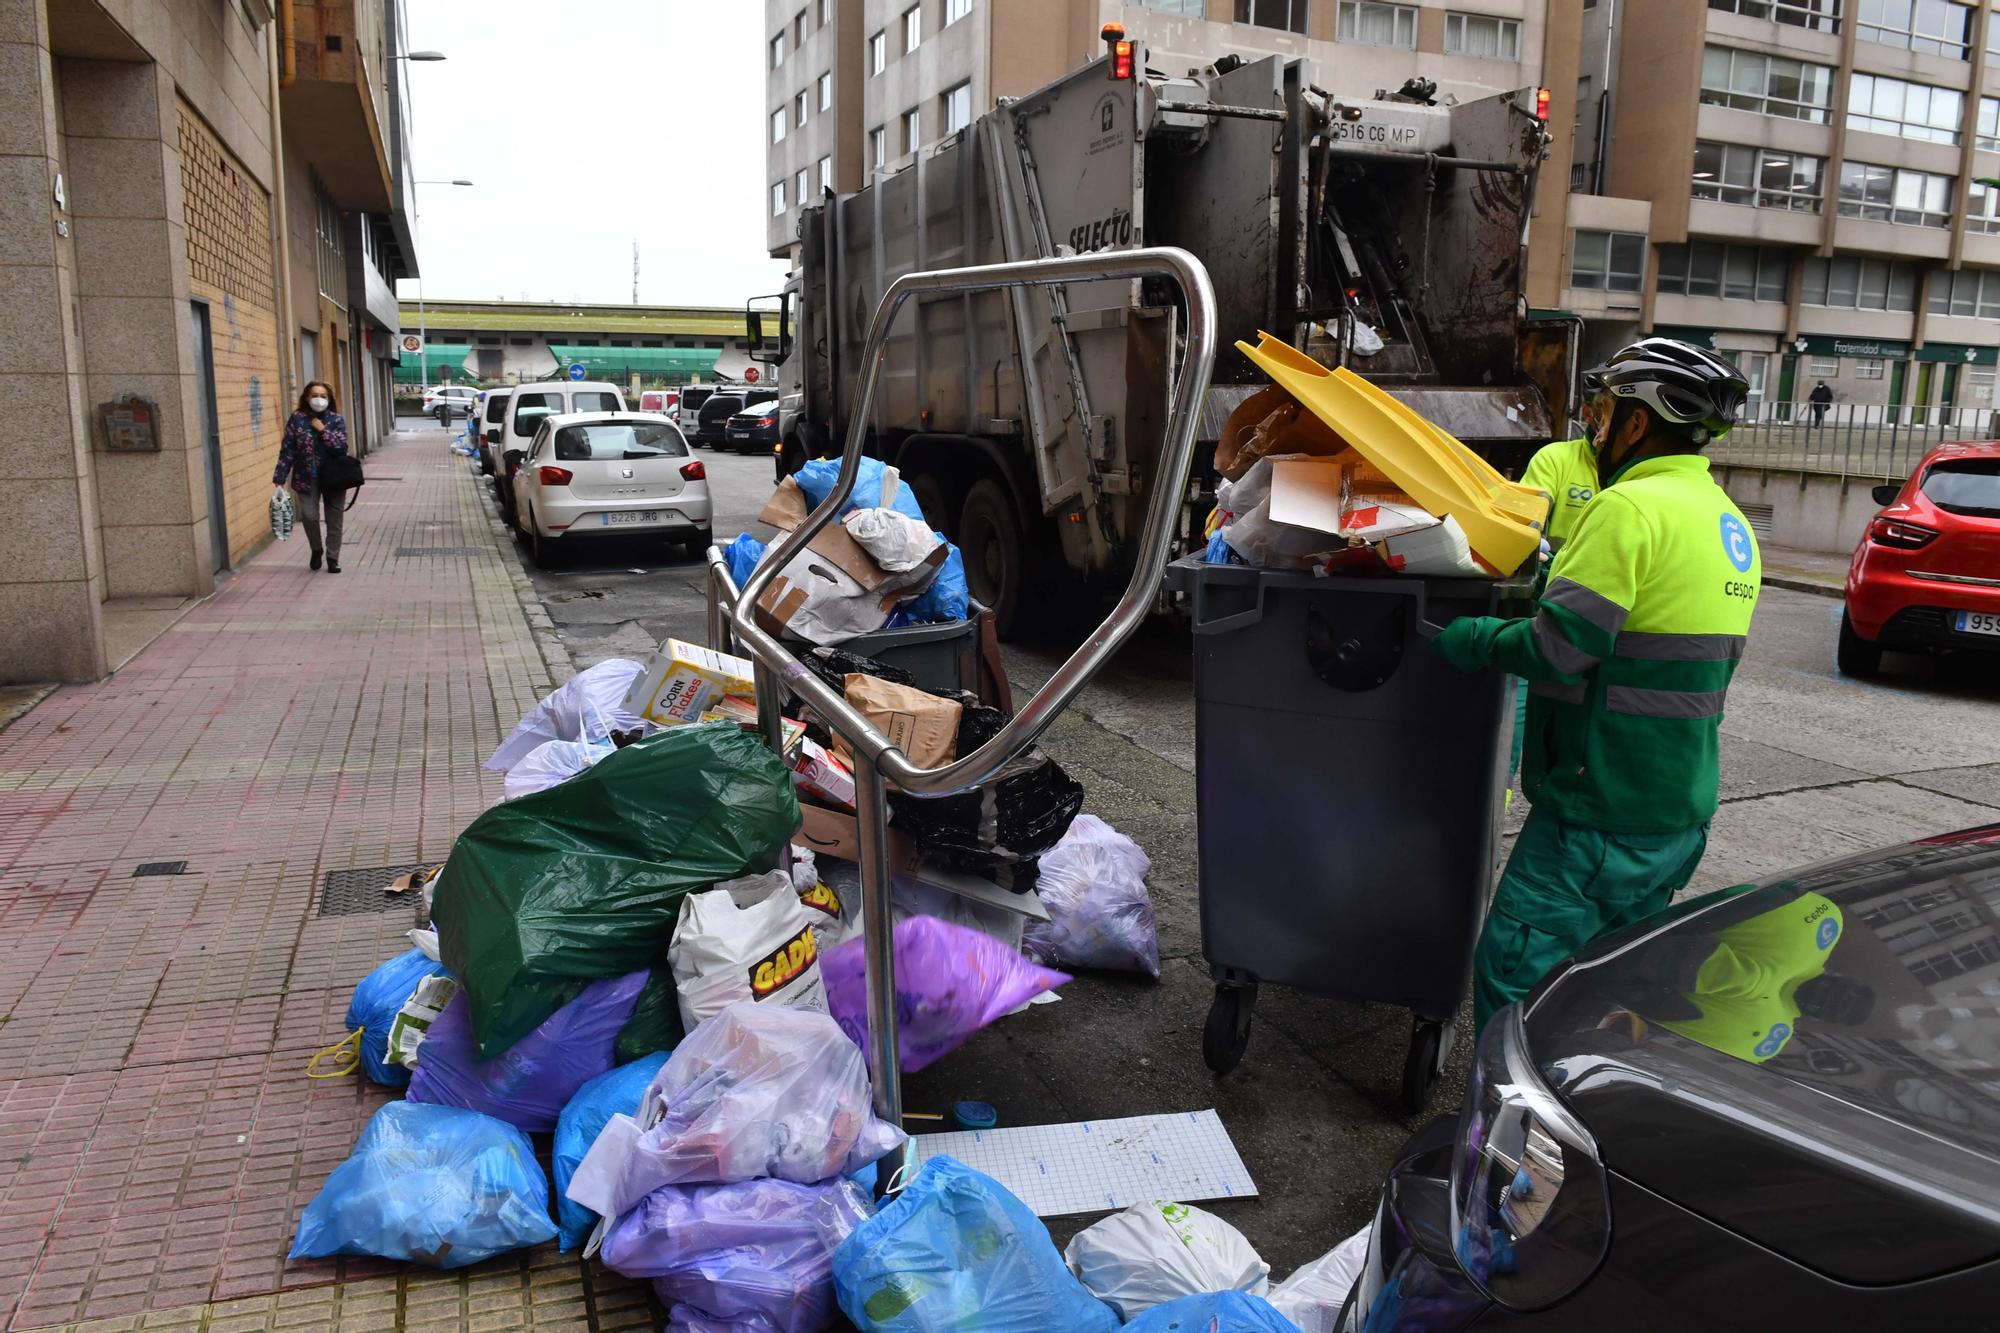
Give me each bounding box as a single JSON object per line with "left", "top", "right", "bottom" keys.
{"left": 771, "top": 180, "right": 786, "bottom": 216}
{"left": 793, "top": 9, "right": 805, "bottom": 44}
{"left": 942, "top": 81, "right": 972, "bottom": 133}
{"left": 1569, "top": 231, "right": 1646, "bottom": 292}
{"left": 1134, "top": 0, "right": 1205, "bottom": 11}
{"left": 1922, "top": 457, "right": 2000, "bottom": 513}
{"left": 1240, "top": 0, "right": 1309, "bottom": 32}
{"left": 903, "top": 5, "right": 920, "bottom": 52}
{"left": 554, "top": 421, "right": 687, "bottom": 461}
{"left": 1575, "top": 75, "right": 1593, "bottom": 132}
{"left": 1444, "top": 13, "right": 1521, "bottom": 60}
{"left": 1968, "top": 180, "right": 2000, "bottom": 235}
{"left": 818, "top": 155, "right": 833, "bottom": 191}
{"left": 1801, "top": 255, "right": 1920, "bottom": 310}
{"left": 1854, "top": 358, "right": 1886, "bottom": 380}
{"left": 1837, "top": 162, "right": 1953, "bottom": 227}
{"left": 1855, "top": 0, "right": 1973, "bottom": 57}
{"left": 569, "top": 390, "right": 621, "bottom": 415}
{"left": 1808, "top": 356, "right": 1840, "bottom": 376}
{"left": 1978, "top": 97, "right": 1999, "bottom": 152}
{"left": 771, "top": 108, "right": 787, "bottom": 144}
{"left": 1691, "top": 141, "right": 1823, "bottom": 211}
{"left": 1698, "top": 45, "right": 1834, "bottom": 122}
{"left": 1335, "top": 1, "right": 1415, "bottom": 45}
{"left": 1847, "top": 73, "right": 1963, "bottom": 145}
{"left": 818, "top": 0, "right": 830, "bottom": 23}
{"left": 818, "top": 72, "right": 833, "bottom": 111}
{"left": 1970, "top": 369, "right": 1997, "bottom": 400}
{"left": 870, "top": 126, "right": 887, "bottom": 169}
{"left": 795, "top": 91, "right": 808, "bottom": 128}
{"left": 795, "top": 167, "right": 809, "bottom": 206}
{"left": 945, "top": 0, "right": 971, "bottom": 24}
{"left": 903, "top": 106, "right": 921, "bottom": 154}
{"left": 1704, "top": 0, "right": 1840, "bottom": 31}
{"left": 1656, "top": 241, "right": 1790, "bottom": 301}
{"left": 770, "top": 33, "right": 784, "bottom": 68}
{"left": 1927, "top": 268, "right": 2000, "bottom": 319}
{"left": 870, "top": 30, "right": 886, "bottom": 73}
{"left": 514, "top": 391, "right": 564, "bottom": 437}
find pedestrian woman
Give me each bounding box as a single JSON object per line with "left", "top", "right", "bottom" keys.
{"left": 273, "top": 381, "right": 350, "bottom": 572}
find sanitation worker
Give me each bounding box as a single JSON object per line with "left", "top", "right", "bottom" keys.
{"left": 1506, "top": 408, "right": 1605, "bottom": 777}
{"left": 1432, "top": 337, "right": 1759, "bottom": 1032}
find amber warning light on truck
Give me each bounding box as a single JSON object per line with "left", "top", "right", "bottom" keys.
{"left": 1102, "top": 23, "right": 1132, "bottom": 80}
{"left": 1536, "top": 87, "right": 1551, "bottom": 120}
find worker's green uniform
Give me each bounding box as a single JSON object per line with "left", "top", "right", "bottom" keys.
{"left": 1435, "top": 453, "right": 1762, "bottom": 1031}
{"left": 1511, "top": 439, "right": 1600, "bottom": 773}
{"left": 1651, "top": 893, "right": 1842, "bottom": 1063}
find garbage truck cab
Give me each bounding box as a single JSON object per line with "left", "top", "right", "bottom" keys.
{"left": 748, "top": 41, "right": 1573, "bottom": 634}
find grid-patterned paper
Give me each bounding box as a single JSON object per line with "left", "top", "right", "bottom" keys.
{"left": 913, "top": 1109, "right": 1259, "bottom": 1217}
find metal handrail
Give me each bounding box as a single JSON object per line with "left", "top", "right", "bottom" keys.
{"left": 724, "top": 247, "right": 1217, "bottom": 1130}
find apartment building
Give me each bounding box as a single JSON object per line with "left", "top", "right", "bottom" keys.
{"left": 0, "top": 0, "right": 416, "bottom": 684}
{"left": 766, "top": 0, "right": 1568, "bottom": 259}
{"left": 1561, "top": 0, "right": 2000, "bottom": 420}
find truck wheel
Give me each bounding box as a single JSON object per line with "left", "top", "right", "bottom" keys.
{"left": 959, "top": 480, "right": 1023, "bottom": 634}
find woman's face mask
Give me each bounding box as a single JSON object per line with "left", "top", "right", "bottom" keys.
{"left": 308, "top": 396, "right": 329, "bottom": 412}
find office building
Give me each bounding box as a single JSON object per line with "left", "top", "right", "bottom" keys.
{"left": 1562, "top": 0, "right": 2000, "bottom": 419}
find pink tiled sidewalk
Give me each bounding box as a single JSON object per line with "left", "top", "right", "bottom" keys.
{"left": 0, "top": 428, "right": 655, "bottom": 1331}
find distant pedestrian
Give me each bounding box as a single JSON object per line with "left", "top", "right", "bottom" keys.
{"left": 1809, "top": 379, "right": 1832, "bottom": 429}
{"left": 273, "top": 381, "right": 350, "bottom": 573}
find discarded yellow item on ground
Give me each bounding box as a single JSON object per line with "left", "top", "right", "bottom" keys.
{"left": 1235, "top": 332, "right": 1552, "bottom": 575}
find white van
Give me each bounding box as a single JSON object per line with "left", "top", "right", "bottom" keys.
{"left": 493, "top": 381, "right": 627, "bottom": 523}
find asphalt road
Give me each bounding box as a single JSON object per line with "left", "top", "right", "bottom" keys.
{"left": 487, "top": 435, "right": 2000, "bottom": 1275}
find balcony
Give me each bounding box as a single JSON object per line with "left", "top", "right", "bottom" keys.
{"left": 280, "top": 0, "right": 393, "bottom": 212}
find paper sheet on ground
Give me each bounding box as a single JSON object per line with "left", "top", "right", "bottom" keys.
{"left": 913, "top": 1109, "right": 1257, "bottom": 1217}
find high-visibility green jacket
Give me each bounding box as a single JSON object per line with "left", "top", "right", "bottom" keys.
{"left": 1520, "top": 437, "right": 1598, "bottom": 552}
{"left": 1655, "top": 893, "right": 1841, "bottom": 1063}
{"left": 1447, "top": 453, "right": 1760, "bottom": 833}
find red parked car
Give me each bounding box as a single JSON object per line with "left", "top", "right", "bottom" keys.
{"left": 1840, "top": 441, "right": 2000, "bottom": 676}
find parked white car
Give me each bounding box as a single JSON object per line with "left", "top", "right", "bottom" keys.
{"left": 511, "top": 412, "right": 712, "bottom": 567}
{"left": 422, "top": 384, "right": 477, "bottom": 423}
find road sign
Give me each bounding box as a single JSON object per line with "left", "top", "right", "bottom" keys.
{"left": 744, "top": 366, "right": 760, "bottom": 383}
{"left": 567, "top": 362, "right": 587, "bottom": 381}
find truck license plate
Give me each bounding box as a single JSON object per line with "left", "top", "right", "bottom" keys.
{"left": 603, "top": 511, "right": 661, "bottom": 526}
{"left": 1956, "top": 610, "right": 2000, "bottom": 637}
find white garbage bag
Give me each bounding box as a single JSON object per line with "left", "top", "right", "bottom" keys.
{"left": 502, "top": 737, "right": 614, "bottom": 801}
{"left": 485, "top": 658, "right": 653, "bottom": 773}
{"left": 669, "top": 871, "right": 828, "bottom": 1030}
{"left": 1268, "top": 1226, "right": 1371, "bottom": 1333}
{"left": 843, "top": 506, "right": 942, "bottom": 575}
{"left": 1063, "top": 1200, "right": 1270, "bottom": 1320}
{"left": 1023, "top": 814, "right": 1159, "bottom": 978}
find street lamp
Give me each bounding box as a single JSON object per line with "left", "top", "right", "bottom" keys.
{"left": 398, "top": 50, "right": 447, "bottom": 61}
{"left": 411, "top": 179, "right": 474, "bottom": 392}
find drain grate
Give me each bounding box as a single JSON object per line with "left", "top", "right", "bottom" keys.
{"left": 392, "top": 546, "right": 486, "bottom": 558}
{"left": 318, "top": 863, "right": 434, "bottom": 917}
{"left": 132, "top": 860, "right": 189, "bottom": 878}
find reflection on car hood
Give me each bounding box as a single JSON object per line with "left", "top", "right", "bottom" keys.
{"left": 1525, "top": 824, "right": 2000, "bottom": 1283}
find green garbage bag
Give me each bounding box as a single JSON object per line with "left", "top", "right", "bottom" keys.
{"left": 614, "top": 961, "right": 686, "bottom": 1066}
{"left": 435, "top": 722, "right": 799, "bottom": 1058}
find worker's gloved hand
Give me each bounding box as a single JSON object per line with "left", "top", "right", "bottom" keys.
{"left": 1430, "top": 617, "right": 1491, "bottom": 672}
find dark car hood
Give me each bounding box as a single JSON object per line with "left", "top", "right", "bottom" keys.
{"left": 1525, "top": 825, "right": 2000, "bottom": 1284}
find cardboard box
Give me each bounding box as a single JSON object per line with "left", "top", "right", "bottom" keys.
{"left": 1267, "top": 456, "right": 1438, "bottom": 545}
{"left": 624, "top": 638, "right": 757, "bottom": 725}
{"left": 839, "top": 674, "right": 960, "bottom": 768}
{"left": 793, "top": 736, "right": 857, "bottom": 810}
{"left": 754, "top": 480, "right": 950, "bottom": 643}
{"left": 794, "top": 802, "right": 920, "bottom": 873}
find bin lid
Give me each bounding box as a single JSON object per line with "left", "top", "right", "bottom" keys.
{"left": 1235, "top": 333, "right": 1552, "bottom": 576}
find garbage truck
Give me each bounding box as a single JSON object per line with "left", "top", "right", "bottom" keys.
{"left": 749, "top": 35, "right": 1577, "bottom": 634}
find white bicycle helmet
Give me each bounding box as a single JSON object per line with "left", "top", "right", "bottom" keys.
{"left": 1582, "top": 337, "right": 1749, "bottom": 445}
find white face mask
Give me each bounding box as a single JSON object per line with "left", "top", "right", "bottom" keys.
{"left": 307, "top": 397, "right": 329, "bottom": 412}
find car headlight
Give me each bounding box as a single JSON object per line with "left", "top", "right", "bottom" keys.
{"left": 1448, "top": 1006, "right": 1609, "bottom": 1310}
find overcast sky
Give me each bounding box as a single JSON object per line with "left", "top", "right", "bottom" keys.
{"left": 393, "top": 0, "right": 791, "bottom": 308}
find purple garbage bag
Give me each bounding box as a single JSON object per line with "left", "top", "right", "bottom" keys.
{"left": 1021, "top": 814, "right": 1160, "bottom": 978}
{"left": 407, "top": 969, "right": 647, "bottom": 1133}
{"left": 821, "top": 915, "right": 1070, "bottom": 1074}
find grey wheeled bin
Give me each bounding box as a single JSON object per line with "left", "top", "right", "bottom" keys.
{"left": 1165, "top": 554, "right": 1535, "bottom": 1111}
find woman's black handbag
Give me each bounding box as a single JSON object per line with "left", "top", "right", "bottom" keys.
{"left": 319, "top": 448, "right": 365, "bottom": 509}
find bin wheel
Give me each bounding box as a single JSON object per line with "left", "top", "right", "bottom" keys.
{"left": 1400, "top": 1018, "right": 1450, "bottom": 1114}
{"left": 1203, "top": 984, "right": 1257, "bottom": 1076}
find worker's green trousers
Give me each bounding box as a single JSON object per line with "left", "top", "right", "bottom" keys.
{"left": 1473, "top": 807, "right": 1709, "bottom": 1033}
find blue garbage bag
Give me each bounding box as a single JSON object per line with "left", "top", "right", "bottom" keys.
{"left": 831, "top": 1155, "right": 1118, "bottom": 1333}
{"left": 1122, "top": 1291, "right": 1304, "bottom": 1332}
{"left": 795, "top": 458, "right": 928, "bottom": 526}
{"left": 886, "top": 540, "right": 968, "bottom": 625}
{"left": 288, "top": 1102, "right": 556, "bottom": 1268}
{"left": 407, "top": 969, "right": 648, "bottom": 1133}
{"left": 723, "top": 532, "right": 767, "bottom": 589}
{"left": 553, "top": 1050, "right": 672, "bottom": 1251}
{"left": 346, "top": 947, "right": 449, "bottom": 1088}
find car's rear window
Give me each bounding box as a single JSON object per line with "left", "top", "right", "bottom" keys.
{"left": 514, "top": 391, "right": 564, "bottom": 434}
{"left": 681, "top": 388, "right": 714, "bottom": 410}
{"left": 700, "top": 396, "right": 745, "bottom": 421}
{"left": 552, "top": 421, "right": 689, "bottom": 461}
{"left": 1921, "top": 459, "right": 2000, "bottom": 517}
{"left": 484, "top": 394, "right": 510, "bottom": 424}
{"left": 570, "top": 390, "right": 621, "bottom": 414}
